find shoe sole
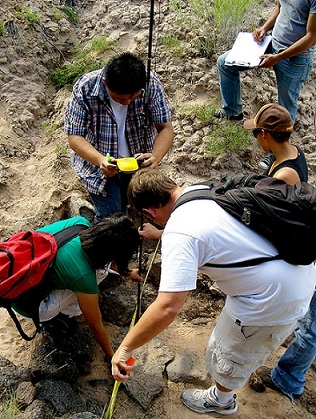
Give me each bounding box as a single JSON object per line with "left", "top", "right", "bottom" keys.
{"left": 181, "top": 398, "right": 238, "bottom": 415}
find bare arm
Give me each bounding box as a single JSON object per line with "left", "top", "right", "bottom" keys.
{"left": 137, "top": 121, "right": 174, "bottom": 169}
{"left": 259, "top": 13, "right": 316, "bottom": 68}
{"left": 68, "top": 134, "right": 119, "bottom": 177}
{"left": 111, "top": 290, "right": 189, "bottom": 381}
{"left": 272, "top": 167, "right": 300, "bottom": 186}
{"left": 76, "top": 293, "right": 114, "bottom": 359}
{"left": 253, "top": 2, "right": 281, "bottom": 42}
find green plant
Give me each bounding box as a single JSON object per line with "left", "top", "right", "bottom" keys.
{"left": 90, "top": 35, "right": 113, "bottom": 55}
{"left": 51, "top": 35, "right": 114, "bottom": 90}
{"left": 170, "top": 0, "right": 259, "bottom": 56}
{"left": 161, "top": 34, "right": 186, "bottom": 58}
{"left": 0, "top": 391, "right": 21, "bottom": 418}
{"left": 204, "top": 124, "right": 254, "bottom": 157}
{"left": 15, "top": 6, "right": 40, "bottom": 24}
{"left": 51, "top": 55, "right": 106, "bottom": 90}
{"left": 0, "top": 21, "right": 4, "bottom": 36}
{"left": 55, "top": 139, "right": 69, "bottom": 159}
{"left": 51, "top": 7, "right": 64, "bottom": 22}
{"left": 177, "top": 102, "right": 217, "bottom": 125}
{"left": 170, "top": 0, "right": 214, "bottom": 57}
{"left": 213, "top": 0, "right": 258, "bottom": 45}
{"left": 42, "top": 121, "right": 58, "bottom": 138}
{"left": 60, "top": 6, "right": 79, "bottom": 24}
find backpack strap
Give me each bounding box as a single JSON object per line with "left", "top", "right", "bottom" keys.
{"left": 204, "top": 254, "right": 281, "bottom": 268}
{"left": 173, "top": 187, "right": 213, "bottom": 211}
{"left": 4, "top": 303, "right": 39, "bottom": 341}
{"left": 173, "top": 187, "right": 280, "bottom": 268}
{"left": 53, "top": 223, "right": 88, "bottom": 248}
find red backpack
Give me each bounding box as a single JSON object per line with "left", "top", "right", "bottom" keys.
{"left": 0, "top": 231, "right": 57, "bottom": 300}
{"left": 0, "top": 224, "right": 88, "bottom": 340}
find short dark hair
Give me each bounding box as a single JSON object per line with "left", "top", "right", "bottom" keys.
{"left": 80, "top": 213, "right": 140, "bottom": 275}
{"left": 128, "top": 168, "right": 177, "bottom": 211}
{"left": 104, "top": 52, "right": 146, "bottom": 94}
{"left": 266, "top": 130, "right": 292, "bottom": 143}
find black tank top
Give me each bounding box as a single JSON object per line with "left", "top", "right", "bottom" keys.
{"left": 264, "top": 146, "right": 308, "bottom": 182}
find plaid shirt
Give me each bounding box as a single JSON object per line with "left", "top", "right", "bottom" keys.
{"left": 64, "top": 67, "right": 172, "bottom": 195}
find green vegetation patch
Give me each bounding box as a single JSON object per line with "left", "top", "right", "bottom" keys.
{"left": 60, "top": 6, "right": 79, "bottom": 24}
{"left": 0, "top": 391, "right": 21, "bottom": 418}
{"left": 15, "top": 6, "right": 40, "bottom": 24}
{"left": 177, "top": 102, "right": 217, "bottom": 125}
{"left": 161, "top": 34, "right": 186, "bottom": 58}
{"left": 204, "top": 124, "right": 254, "bottom": 157}
{"left": 170, "top": 0, "right": 258, "bottom": 56}
{"left": 52, "top": 56, "right": 105, "bottom": 90}
{"left": 90, "top": 35, "right": 114, "bottom": 55}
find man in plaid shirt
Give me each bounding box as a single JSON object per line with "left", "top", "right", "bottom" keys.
{"left": 65, "top": 52, "right": 173, "bottom": 221}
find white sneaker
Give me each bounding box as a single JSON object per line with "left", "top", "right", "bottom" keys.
{"left": 181, "top": 385, "right": 238, "bottom": 415}
{"left": 258, "top": 151, "right": 275, "bottom": 170}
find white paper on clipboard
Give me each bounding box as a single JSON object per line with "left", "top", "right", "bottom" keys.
{"left": 225, "top": 32, "right": 272, "bottom": 68}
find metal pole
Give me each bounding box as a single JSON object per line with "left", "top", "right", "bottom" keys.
{"left": 136, "top": 0, "right": 155, "bottom": 322}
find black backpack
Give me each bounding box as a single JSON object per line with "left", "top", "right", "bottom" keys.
{"left": 0, "top": 223, "right": 88, "bottom": 341}
{"left": 173, "top": 174, "right": 316, "bottom": 266}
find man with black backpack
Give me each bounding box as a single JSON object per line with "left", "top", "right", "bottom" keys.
{"left": 110, "top": 168, "right": 315, "bottom": 416}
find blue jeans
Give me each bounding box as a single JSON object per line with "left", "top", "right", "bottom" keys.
{"left": 217, "top": 49, "right": 313, "bottom": 122}
{"left": 271, "top": 288, "right": 316, "bottom": 401}
{"left": 89, "top": 174, "right": 131, "bottom": 223}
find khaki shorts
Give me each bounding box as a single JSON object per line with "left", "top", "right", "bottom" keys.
{"left": 205, "top": 306, "right": 297, "bottom": 390}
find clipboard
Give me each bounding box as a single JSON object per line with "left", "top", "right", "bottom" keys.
{"left": 224, "top": 32, "right": 272, "bottom": 68}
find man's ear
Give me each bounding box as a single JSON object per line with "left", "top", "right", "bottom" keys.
{"left": 142, "top": 208, "right": 157, "bottom": 219}
{"left": 103, "top": 77, "right": 108, "bottom": 88}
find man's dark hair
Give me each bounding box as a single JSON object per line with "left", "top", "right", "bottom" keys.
{"left": 104, "top": 52, "right": 146, "bottom": 94}
{"left": 80, "top": 213, "right": 140, "bottom": 275}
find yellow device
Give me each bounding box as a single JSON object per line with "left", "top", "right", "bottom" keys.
{"left": 116, "top": 157, "right": 139, "bottom": 174}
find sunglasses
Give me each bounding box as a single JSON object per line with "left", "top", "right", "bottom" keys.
{"left": 252, "top": 128, "right": 262, "bottom": 138}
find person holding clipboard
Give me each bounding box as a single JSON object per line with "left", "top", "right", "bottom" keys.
{"left": 215, "top": 1, "right": 316, "bottom": 129}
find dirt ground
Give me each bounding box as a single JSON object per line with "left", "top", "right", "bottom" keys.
{"left": 0, "top": 1, "right": 316, "bottom": 418}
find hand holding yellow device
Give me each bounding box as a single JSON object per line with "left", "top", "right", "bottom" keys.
{"left": 106, "top": 154, "right": 140, "bottom": 174}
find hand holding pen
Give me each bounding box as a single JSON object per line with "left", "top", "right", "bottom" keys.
{"left": 252, "top": 24, "right": 266, "bottom": 44}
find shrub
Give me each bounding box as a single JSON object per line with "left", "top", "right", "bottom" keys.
{"left": 51, "top": 35, "right": 114, "bottom": 90}
{"left": 90, "top": 35, "right": 113, "bottom": 55}
{"left": 51, "top": 56, "right": 105, "bottom": 90}
{"left": 170, "top": 0, "right": 259, "bottom": 56}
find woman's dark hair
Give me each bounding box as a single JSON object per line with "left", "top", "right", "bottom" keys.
{"left": 104, "top": 52, "right": 146, "bottom": 94}
{"left": 79, "top": 213, "right": 140, "bottom": 275}
{"left": 267, "top": 130, "right": 292, "bottom": 143}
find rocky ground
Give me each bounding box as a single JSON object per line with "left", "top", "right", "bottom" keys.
{"left": 0, "top": 1, "right": 316, "bottom": 418}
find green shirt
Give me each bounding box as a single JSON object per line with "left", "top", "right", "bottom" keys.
{"left": 13, "top": 216, "right": 97, "bottom": 318}
{"left": 37, "top": 216, "right": 98, "bottom": 294}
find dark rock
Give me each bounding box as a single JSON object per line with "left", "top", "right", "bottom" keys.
{"left": 36, "top": 379, "right": 84, "bottom": 415}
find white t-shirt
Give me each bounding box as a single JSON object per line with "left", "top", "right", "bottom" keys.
{"left": 108, "top": 94, "right": 130, "bottom": 158}
{"left": 159, "top": 187, "right": 316, "bottom": 326}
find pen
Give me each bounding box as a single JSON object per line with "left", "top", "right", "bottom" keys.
{"left": 252, "top": 24, "right": 259, "bottom": 38}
